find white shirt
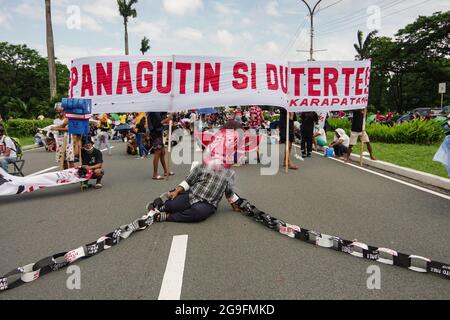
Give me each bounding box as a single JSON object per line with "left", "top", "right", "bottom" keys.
{"left": 316, "top": 128, "right": 327, "bottom": 142}
{"left": 334, "top": 134, "right": 349, "bottom": 147}
{"left": 0, "top": 136, "right": 17, "bottom": 158}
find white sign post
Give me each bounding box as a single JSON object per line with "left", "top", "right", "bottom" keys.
{"left": 439, "top": 83, "right": 446, "bottom": 111}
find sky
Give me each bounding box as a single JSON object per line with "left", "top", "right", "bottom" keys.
{"left": 0, "top": 0, "right": 448, "bottom": 66}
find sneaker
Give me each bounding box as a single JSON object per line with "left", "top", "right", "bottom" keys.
{"left": 81, "top": 182, "right": 89, "bottom": 190}
{"left": 156, "top": 211, "right": 168, "bottom": 222}
{"left": 306, "top": 153, "right": 312, "bottom": 158}
{"left": 94, "top": 183, "right": 103, "bottom": 189}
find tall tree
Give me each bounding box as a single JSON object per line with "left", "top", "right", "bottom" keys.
{"left": 117, "top": 0, "right": 138, "bottom": 55}
{"left": 45, "top": 0, "right": 57, "bottom": 98}
{"left": 353, "top": 29, "right": 378, "bottom": 60}
{"left": 140, "top": 36, "right": 150, "bottom": 55}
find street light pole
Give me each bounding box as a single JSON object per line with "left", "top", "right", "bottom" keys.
{"left": 301, "top": 0, "right": 323, "bottom": 61}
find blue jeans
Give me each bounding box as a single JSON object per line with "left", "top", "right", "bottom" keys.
{"left": 163, "top": 192, "right": 216, "bottom": 223}
{"left": 136, "top": 133, "right": 148, "bottom": 157}
{"left": 0, "top": 156, "right": 17, "bottom": 172}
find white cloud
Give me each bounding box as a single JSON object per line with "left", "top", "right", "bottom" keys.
{"left": 214, "top": 2, "right": 239, "bottom": 16}
{"left": 13, "top": 1, "right": 43, "bottom": 20}
{"left": 128, "top": 20, "right": 168, "bottom": 41}
{"left": 55, "top": 45, "right": 123, "bottom": 66}
{"left": 162, "top": 0, "right": 203, "bottom": 16}
{"left": 0, "top": 11, "right": 11, "bottom": 29}
{"left": 174, "top": 27, "right": 203, "bottom": 41}
{"left": 216, "top": 29, "right": 234, "bottom": 49}
{"left": 259, "top": 41, "right": 281, "bottom": 58}
{"left": 265, "top": 1, "right": 280, "bottom": 17}
{"left": 82, "top": 0, "right": 120, "bottom": 23}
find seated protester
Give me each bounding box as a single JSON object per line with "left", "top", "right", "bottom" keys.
{"left": 147, "top": 160, "right": 241, "bottom": 223}
{"left": 313, "top": 124, "right": 327, "bottom": 151}
{"left": 126, "top": 133, "right": 138, "bottom": 155}
{"left": 0, "top": 126, "right": 17, "bottom": 172}
{"left": 329, "top": 128, "right": 349, "bottom": 159}
{"left": 81, "top": 138, "right": 104, "bottom": 189}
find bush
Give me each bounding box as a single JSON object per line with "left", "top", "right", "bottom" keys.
{"left": 327, "top": 117, "right": 351, "bottom": 131}
{"left": 327, "top": 118, "right": 444, "bottom": 144}
{"left": 3, "top": 118, "right": 53, "bottom": 137}
{"left": 366, "top": 120, "right": 445, "bottom": 144}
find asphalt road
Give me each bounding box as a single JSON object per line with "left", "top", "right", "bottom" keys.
{"left": 0, "top": 140, "right": 449, "bottom": 300}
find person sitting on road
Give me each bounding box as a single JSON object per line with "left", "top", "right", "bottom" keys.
{"left": 0, "top": 126, "right": 17, "bottom": 172}
{"left": 329, "top": 128, "right": 350, "bottom": 159}
{"left": 313, "top": 124, "right": 327, "bottom": 151}
{"left": 147, "top": 162, "right": 241, "bottom": 223}
{"left": 81, "top": 138, "right": 104, "bottom": 189}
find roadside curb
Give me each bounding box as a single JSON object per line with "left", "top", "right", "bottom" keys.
{"left": 292, "top": 142, "right": 450, "bottom": 192}
{"left": 22, "top": 144, "right": 40, "bottom": 151}
{"left": 347, "top": 153, "right": 450, "bottom": 191}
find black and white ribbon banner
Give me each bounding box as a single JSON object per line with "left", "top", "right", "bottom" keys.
{"left": 234, "top": 197, "right": 450, "bottom": 280}
{"left": 1, "top": 195, "right": 448, "bottom": 293}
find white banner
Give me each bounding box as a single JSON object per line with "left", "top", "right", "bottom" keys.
{"left": 69, "top": 55, "right": 371, "bottom": 113}
{"left": 0, "top": 167, "right": 92, "bottom": 197}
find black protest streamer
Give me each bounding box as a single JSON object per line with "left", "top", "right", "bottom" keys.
{"left": 1, "top": 194, "right": 449, "bottom": 293}
{"left": 0, "top": 211, "right": 155, "bottom": 292}
{"left": 234, "top": 196, "right": 450, "bottom": 280}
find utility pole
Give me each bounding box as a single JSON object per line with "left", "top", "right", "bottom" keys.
{"left": 297, "top": 0, "right": 326, "bottom": 61}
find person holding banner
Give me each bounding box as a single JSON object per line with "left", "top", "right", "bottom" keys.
{"left": 52, "top": 105, "right": 75, "bottom": 169}
{"left": 279, "top": 109, "right": 299, "bottom": 170}
{"left": 346, "top": 109, "right": 376, "bottom": 162}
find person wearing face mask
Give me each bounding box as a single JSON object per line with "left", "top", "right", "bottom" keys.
{"left": 146, "top": 129, "right": 243, "bottom": 223}
{"left": 81, "top": 137, "right": 104, "bottom": 189}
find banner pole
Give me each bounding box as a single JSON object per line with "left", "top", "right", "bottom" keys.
{"left": 285, "top": 111, "right": 289, "bottom": 173}
{"left": 360, "top": 108, "right": 367, "bottom": 167}
{"left": 60, "top": 133, "right": 67, "bottom": 170}
{"left": 166, "top": 119, "right": 173, "bottom": 180}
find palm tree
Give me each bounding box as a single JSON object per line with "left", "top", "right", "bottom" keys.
{"left": 45, "top": 0, "right": 57, "bottom": 98}
{"left": 353, "top": 29, "right": 378, "bottom": 60}
{"left": 140, "top": 37, "right": 150, "bottom": 55}
{"left": 117, "top": 0, "right": 138, "bottom": 55}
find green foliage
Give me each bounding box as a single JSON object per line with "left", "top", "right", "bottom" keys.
{"left": 354, "top": 29, "right": 378, "bottom": 60}
{"left": 326, "top": 117, "right": 351, "bottom": 131}
{"left": 366, "top": 120, "right": 445, "bottom": 145}
{"left": 327, "top": 118, "right": 445, "bottom": 144}
{"left": 140, "top": 36, "right": 150, "bottom": 55}
{"left": 365, "top": 12, "right": 450, "bottom": 113}
{"left": 0, "top": 42, "right": 69, "bottom": 119}
{"left": 117, "top": 0, "right": 138, "bottom": 22}
{"left": 3, "top": 118, "right": 53, "bottom": 137}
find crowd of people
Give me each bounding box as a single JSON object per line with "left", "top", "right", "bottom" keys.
{"left": 2, "top": 106, "right": 378, "bottom": 196}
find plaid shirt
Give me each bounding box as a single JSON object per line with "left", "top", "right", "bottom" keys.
{"left": 179, "top": 164, "right": 237, "bottom": 208}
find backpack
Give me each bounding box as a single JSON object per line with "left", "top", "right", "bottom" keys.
{"left": 9, "top": 137, "right": 22, "bottom": 157}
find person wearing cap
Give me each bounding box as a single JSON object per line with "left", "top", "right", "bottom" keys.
{"left": 81, "top": 138, "right": 104, "bottom": 189}
{"left": 0, "top": 126, "right": 17, "bottom": 172}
